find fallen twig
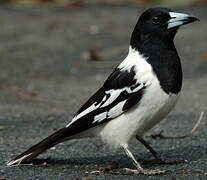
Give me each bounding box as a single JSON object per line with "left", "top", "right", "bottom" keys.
{"left": 88, "top": 161, "right": 119, "bottom": 174}
{"left": 96, "top": 161, "right": 119, "bottom": 172}
{"left": 147, "top": 111, "right": 205, "bottom": 139}
{"left": 0, "top": 85, "right": 37, "bottom": 97}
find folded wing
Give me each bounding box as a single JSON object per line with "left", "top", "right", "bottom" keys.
{"left": 66, "top": 65, "right": 148, "bottom": 130}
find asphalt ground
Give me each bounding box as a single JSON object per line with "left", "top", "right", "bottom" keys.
{"left": 0, "top": 4, "right": 207, "bottom": 180}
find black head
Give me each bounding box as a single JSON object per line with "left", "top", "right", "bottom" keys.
{"left": 130, "top": 7, "right": 199, "bottom": 49}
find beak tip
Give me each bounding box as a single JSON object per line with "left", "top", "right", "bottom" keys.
{"left": 189, "top": 16, "right": 200, "bottom": 22}
{"left": 196, "top": 17, "right": 200, "bottom": 22}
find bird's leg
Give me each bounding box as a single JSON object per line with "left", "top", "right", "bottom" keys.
{"left": 136, "top": 136, "right": 164, "bottom": 163}
{"left": 121, "top": 144, "right": 165, "bottom": 175}
{"left": 136, "top": 136, "right": 186, "bottom": 164}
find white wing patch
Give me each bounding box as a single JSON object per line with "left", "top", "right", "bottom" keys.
{"left": 101, "top": 89, "right": 122, "bottom": 107}
{"left": 93, "top": 111, "right": 108, "bottom": 123}
{"left": 92, "top": 100, "right": 126, "bottom": 124}
{"left": 108, "top": 100, "right": 126, "bottom": 119}
{"left": 66, "top": 104, "right": 96, "bottom": 127}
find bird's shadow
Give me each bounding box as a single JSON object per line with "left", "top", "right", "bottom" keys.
{"left": 31, "top": 144, "right": 207, "bottom": 169}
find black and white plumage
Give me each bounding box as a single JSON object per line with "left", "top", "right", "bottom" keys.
{"left": 7, "top": 8, "right": 199, "bottom": 175}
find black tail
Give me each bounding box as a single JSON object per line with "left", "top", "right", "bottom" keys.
{"left": 7, "top": 126, "right": 77, "bottom": 166}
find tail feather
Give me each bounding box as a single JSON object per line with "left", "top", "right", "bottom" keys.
{"left": 7, "top": 127, "right": 76, "bottom": 166}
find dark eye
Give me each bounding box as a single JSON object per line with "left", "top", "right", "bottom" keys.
{"left": 152, "top": 16, "right": 161, "bottom": 24}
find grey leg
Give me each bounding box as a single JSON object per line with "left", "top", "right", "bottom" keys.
{"left": 121, "top": 144, "right": 165, "bottom": 175}
{"left": 121, "top": 144, "right": 143, "bottom": 170}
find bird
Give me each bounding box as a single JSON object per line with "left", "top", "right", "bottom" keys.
{"left": 7, "top": 7, "right": 199, "bottom": 175}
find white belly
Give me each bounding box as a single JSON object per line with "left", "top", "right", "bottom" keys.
{"left": 96, "top": 82, "right": 179, "bottom": 149}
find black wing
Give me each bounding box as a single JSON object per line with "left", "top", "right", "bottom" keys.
{"left": 66, "top": 65, "right": 147, "bottom": 131}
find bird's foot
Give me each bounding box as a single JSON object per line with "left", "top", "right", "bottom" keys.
{"left": 123, "top": 167, "right": 166, "bottom": 175}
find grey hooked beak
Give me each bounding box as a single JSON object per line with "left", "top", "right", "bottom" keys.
{"left": 167, "top": 12, "right": 199, "bottom": 29}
